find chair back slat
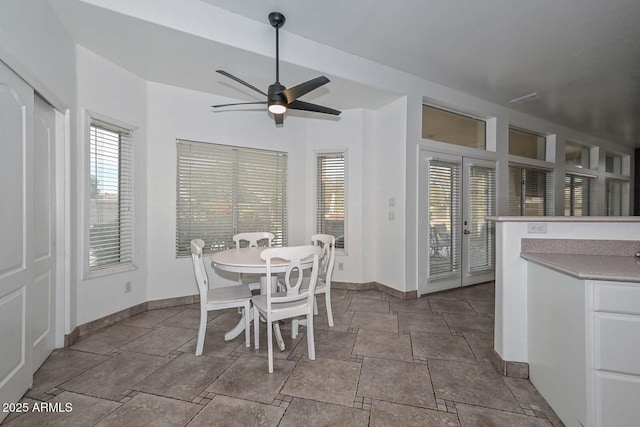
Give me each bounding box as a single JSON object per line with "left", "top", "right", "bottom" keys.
{"left": 233, "top": 232, "right": 275, "bottom": 248}
{"left": 261, "top": 245, "right": 322, "bottom": 307}
{"left": 311, "top": 234, "right": 336, "bottom": 282}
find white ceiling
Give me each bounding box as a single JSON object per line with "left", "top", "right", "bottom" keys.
{"left": 50, "top": 0, "right": 640, "bottom": 146}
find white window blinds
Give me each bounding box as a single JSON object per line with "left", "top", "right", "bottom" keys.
{"left": 176, "top": 140, "right": 288, "bottom": 256}
{"left": 89, "top": 120, "right": 134, "bottom": 271}
{"left": 565, "top": 173, "right": 596, "bottom": 216}
{"left": 316, "top": 153, "right": 345, "bottom": 250}
{"left": 467, "top": 164, "right": 495, "bottom": 273}
{"left": 428, "top": 159, "right": 461, "bottom": 278}
{"left": 508, "top": 164, "right": 554, "bottom": 216}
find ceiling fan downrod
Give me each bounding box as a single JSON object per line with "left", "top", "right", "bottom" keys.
{"left": 268, "top": 12, "right": 286, "bottom": 84}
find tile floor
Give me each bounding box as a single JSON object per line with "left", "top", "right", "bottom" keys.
{"left": 2, "top": 282, "right": 564, "bottom": 426}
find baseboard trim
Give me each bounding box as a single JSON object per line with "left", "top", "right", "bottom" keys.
{"left": 65, "top": 295, "right": 198, "bottom": 347}
{"left": 65, "top": 281, "right": 417, "bottom": 346}
{"left": 491, "top": 349, "right": 529, "bottom": 378}
{"left": 332, "top": 281, "right": 417, "bottom": 300}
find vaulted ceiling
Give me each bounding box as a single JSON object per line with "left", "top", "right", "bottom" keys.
{"left": 50, "top": 0, "right": 640, "bottom": 146}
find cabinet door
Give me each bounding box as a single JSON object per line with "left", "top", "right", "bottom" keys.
{"left": 594, "top": 313, "right": 640, "bottom": 376}
{"left": 595, "top": 371, "right": 640, "bottom": 427}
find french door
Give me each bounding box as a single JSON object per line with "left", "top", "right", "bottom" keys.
{"left": 418, "top": 151, "right": 496, "bottom": 295}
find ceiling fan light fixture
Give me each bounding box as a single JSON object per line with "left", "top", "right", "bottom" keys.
{"left": 268, "top": 103, "right": 287, "bottom": 114}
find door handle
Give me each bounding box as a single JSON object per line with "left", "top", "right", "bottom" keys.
{"left": 463, "top": 230, "right": 471, "bottom": 235}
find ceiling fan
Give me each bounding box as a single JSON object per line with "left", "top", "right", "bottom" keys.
{"left": 212, "top": 11, "right": 341, "bottom": 126}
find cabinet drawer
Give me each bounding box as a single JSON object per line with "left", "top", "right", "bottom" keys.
{"left": 594, "top": 371, "right": 640, "bottom": 427}
{"left": 594, "top": 283, "right": 640, "bottom": 315}
{"left": 594, "top": 313, "right": 640, "bottom": 375}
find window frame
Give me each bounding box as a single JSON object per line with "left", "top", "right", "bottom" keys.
{"left": 84, "top": 112, "right": 137, "bottom": 278}
{"left": 314, "top": 149, "right": 347, "bottom": 254}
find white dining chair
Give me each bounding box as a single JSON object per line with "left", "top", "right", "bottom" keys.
{"left": 290, "top": 234, "right": 336, "bottom": 338}
{"left": 233, "top": 232, "right": 275, "bottom": 292}
{"left": 191, "top": 239, "right": 252, "bottom": 356}
{"left": 252, "top": 245, "right": 322, "bottom": 373}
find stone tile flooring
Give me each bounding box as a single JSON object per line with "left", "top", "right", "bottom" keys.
{"left": 2, "top": 282, "right": 565, "bottom": 426}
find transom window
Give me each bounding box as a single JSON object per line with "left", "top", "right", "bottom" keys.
{"left": 509, "top": 127, "right": 546, "bottom": 160}
{"left": 176, "top": 140, "right": 288, "bottom": 256}
{"left": 565, "top": 140, "right": 591, "bottom": 169}
{"left": 422, "top": 105, "right": 486, "bottom": 149}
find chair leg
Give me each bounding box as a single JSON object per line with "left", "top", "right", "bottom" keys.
{"left": 325, "top": 288, "right": 334, "bottom": 327}
{"left": 267, "top": 319, "right": 274, "bottom": 373}
{"left": 253, "top": 306, "right": 260, "bottom": 350}
{"left": 313, "top": 296, "right": 319, "bottom": 315}
{"left": 306, "top": 312, "right": 315, "bottom": 360}
{"left": 196, "top": 308, "right": 207, "bottom": 356}
{"left": 273, "top": 322, "right": 285, "bottom": 352}
{"left": 292, "top": 319, "right": 298, "bottom": 339}
{"left": 244, "top": 303, "right": 251, "bottom": 348}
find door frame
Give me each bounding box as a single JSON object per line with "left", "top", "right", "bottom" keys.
{"left": 417, "top": 148, "right": 496, "bottom": 296}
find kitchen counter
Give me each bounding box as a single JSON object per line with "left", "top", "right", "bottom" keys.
{"left": 521, "top": 253, "right": 640, "bottom": 282}
{"left": 520, "top": 238, "right": 640, "bottom": 282}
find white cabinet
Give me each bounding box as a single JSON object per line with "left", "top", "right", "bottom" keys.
{"left": 590, "top": 282, "right": 640, "bottom": 427}
{"left": 527, "top": 264, "right": 640, "bottom": 427}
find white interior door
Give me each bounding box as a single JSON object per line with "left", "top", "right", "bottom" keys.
{"left": 0, "top": 61, "right": 34, "bottom": 418}
{"left": 32, "top": 94, "right": 56, "bottom": 370}
{"left": 418, "top": 151, "right": 495, "bottom": 295}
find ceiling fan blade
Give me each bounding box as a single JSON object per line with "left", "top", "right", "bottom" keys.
{"left": 274, "top": 113, "right": 284, "bottom": 125}
{"left": 288, "top": 100, "right": 341, "bottom": 116}
{"left": 216, "top": 70, "right": 268, "bottom": 97}
{"left": 281, "top": 76, "right": 330, "bottom": 103}
{"left": 211, "top": 101, "right": 267, "bottom": 108}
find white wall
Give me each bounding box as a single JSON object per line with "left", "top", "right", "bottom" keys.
{"left": 145, "top": 82, "right": 311, "bottom": 301}
{"left": 305, "top": 110, "right": 367, "bottom": 284}
{"left": 0, "top": 0, "right": 75, "bottom": 110}
{"left": 74, "top": 46, "right": 148, "bottom": 326}
{"left": 369, "top": 98, "right": 407, "bottom": 291}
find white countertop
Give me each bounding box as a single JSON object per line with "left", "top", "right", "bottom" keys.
{"left": 487, "top": 216, "right": 640, "bottom": 223}
{"left": 521, "top": 252, "right": 640, "bottom": 282}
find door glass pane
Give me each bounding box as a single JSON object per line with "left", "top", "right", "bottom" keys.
{"left": 468, "top": 165, "right": 495, "bottom": 273}
{"left": 564, "top": 174, "right": 596, "bottom": 216}
{"left": 606, "top": 179, "right": 626, "bottom": 216}
{"left": 422, "top": 105, "right": 486, "bottom": 149}
{"left": 428, "top": 160, "right": 461, "bottom": 278}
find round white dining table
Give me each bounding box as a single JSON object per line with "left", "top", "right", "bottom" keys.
{"left": 210, "top": 246, "right": 314, "bottom": 349}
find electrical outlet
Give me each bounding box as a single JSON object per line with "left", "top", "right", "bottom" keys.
{"left": 125, "top": 281, "right": 132, "bottom": 293}
{"left": 527, "top": 223, "right": 547, "bottom": 234}
{"left": 338, "top": 262, "right": 344, "bottom": 271}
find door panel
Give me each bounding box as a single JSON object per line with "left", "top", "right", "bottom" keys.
{"left": 419, "top": 150, "right": 495, "bottom": 295}
{"left": 32, "top": 94, "right": 56, "bottom": 370}
{"left": 462, "top": 158, "right": 496, "bottom": 286}
{"left": 0, "top": 61, "right": 34, "bottom": 419}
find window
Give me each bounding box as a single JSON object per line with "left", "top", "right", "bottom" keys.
{"left": 565, "top": 140, "right": 591, "bottom": 169}
{"left": 422, "top": 105, "right": 486, "bottom": 149}
{"left": 316, "top": 152, "right": 346, "bottom": 250}
{"left": 509, "top": 127, "right": 546, "bottom": 160}
{"left": 89, "top": 120, "right": 134, "bottom": 271}
{"left": 605, "top": 153, "right": 624, "bottom": 174}
{"left": 508, "top": 164, "right": 554, "bottom": 216}
{"left": 565, "top": 174, "right": 596, "bottom": 216}
{"left": 606, "top": 179, "right": 627, "bottom": 216}
{"left": 176, "top": 140, "right": 287, "bottom": 257}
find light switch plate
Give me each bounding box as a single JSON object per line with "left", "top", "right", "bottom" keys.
{"left": 527, "top": 223, "right": 547, "bottom": 234}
